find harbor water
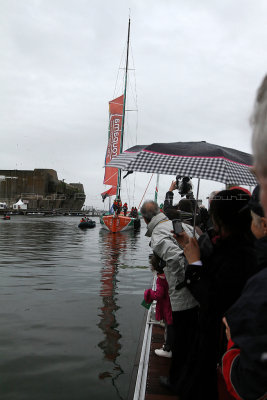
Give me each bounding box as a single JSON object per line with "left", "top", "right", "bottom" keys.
{"left": 0, "top": 216, "right": 151, "bottom": 400}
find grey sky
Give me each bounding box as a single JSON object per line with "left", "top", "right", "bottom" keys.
{"left": 0, "top": 0, "right": 266, "bottom": 208}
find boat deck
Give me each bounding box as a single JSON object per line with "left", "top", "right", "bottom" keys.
{"left": 132, "top": 279, "right": 179, "bottom": 400}
{"left": 145, "top": 324, "right": 179, "bottom": 400}
{"left": 132, "top": 278, "right": 232, "bottom": 400}
{"left": 141, "top": 318, "right": 232, "bottom": 400}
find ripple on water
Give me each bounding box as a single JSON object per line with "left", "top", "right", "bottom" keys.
{"left": 0, "top": 216, "right": 151, "bottom": 399}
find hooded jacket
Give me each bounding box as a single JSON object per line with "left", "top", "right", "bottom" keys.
{"left": 145, "top": 213, "right": 198, "bottom": 312}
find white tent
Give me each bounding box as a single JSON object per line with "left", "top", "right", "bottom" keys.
{"left": 0, "top": 202, "right": 7, "bottom": 209}
{"left": 13, "top": 199, "right": 27, "bottom": 210}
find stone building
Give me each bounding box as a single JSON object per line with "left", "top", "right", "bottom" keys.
{"left": 0, "top": 169, "right": 85, "bottom": 210}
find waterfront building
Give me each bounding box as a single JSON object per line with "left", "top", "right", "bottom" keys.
{"left": 0, "top": 169, "right": 85, "bottom": 211}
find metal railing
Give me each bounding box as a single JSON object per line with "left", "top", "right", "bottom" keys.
{"left": 133, "top": 276, "right": 157, "bottom": 400}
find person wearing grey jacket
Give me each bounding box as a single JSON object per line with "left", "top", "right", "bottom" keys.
{"left": 141, "top": 200, "right": 199, "bottom": 389}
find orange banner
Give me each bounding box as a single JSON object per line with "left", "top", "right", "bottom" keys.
{"left": 103, "top": 95, "right": 124, "bottom": 187}
{"left": 101, "top": 186, "right": 117, "bottom": 201}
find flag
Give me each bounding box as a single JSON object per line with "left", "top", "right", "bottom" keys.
{"left": 101, "top": 186, "right": 117, "bottom": 202}
{"left": 103, "top": 95, "right": 124, "bottom": 187}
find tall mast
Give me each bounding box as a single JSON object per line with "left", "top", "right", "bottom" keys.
{"left": 117, "top": 17, "right": 131, "bottom": 199}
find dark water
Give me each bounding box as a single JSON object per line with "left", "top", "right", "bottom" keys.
{"left": 0, "top": 216, "right": 151, "bottom": 400}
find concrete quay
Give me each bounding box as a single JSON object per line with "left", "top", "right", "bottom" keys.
{"left": 0, "top": 209, "right": 103, "bottom": 217}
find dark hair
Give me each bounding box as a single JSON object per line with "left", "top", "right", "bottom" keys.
{"left": 149, "top": 253, "right": 166, "bottom": 274}
{"left": 177, "top": 199, "right": 193, "bottom": 213}
{"left": 209, "top": 189, "right": 252, "bottom": 237}
{"left": 164, "top": 208, "right": 181, "bottom": 221}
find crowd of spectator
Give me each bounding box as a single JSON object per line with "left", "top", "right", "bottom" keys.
{"left": 141, "top": 75, "right": 267, "bottom": 400}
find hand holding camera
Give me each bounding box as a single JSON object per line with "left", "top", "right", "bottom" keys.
{"left": 183, "top": 237, "right": 201, "bottom": 264}
{"left": 169, "top": 180, "right": 177, "bottom": 192}
{"left": 172, "top": 219, "right": 190, "bottom": 249}
{"left": 175, "top": 176, "right": 193, "bottom": 197}
{"left": 172, "top": 219, "right": 184, "bottom": 235}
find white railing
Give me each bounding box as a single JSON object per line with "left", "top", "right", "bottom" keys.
{"left": 133, "top": 276, "right": 157, "bottom": 400}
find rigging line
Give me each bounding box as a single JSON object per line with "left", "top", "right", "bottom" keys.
{"left": 129, "top": 41, "right": 138, "bottom": 144}
{"left": 126, "top": 173, "right": 134, "bottom": 208}
{"left": 113, "top": 42, "right": 127, "bottom": 99}
{"left": 137, "top": 174, "right": 154, "bottom": 210}
{"left": 130, "top": 41, "right": 138, "bottom": 110}
{"left": 133, "top": 171, "right": 136, "bottom": 206}
{"left": 125, "top": 118, "right": 134, "bottom": 149}
{"left": 126, "top": 176, "right": 132, "bottom": 207}
{"left": 128, "top": 78, "right": 138, "bottom": 110}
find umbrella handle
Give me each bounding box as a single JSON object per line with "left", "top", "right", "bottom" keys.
{"left": 193, "top": 178, "right": 200, "bottom": 237}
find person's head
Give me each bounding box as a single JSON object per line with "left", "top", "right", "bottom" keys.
{"left": 209, "top": 189, "right": 252, "bottom": 239}
{"left": 207, "top": 190, "right": 220, "bottom": 208}
{"left": 140, "top": 200, "right": 160, "bottom": 224}
{"left": 250, "top": 211, "right": 267, "bottom": 239}
{"left": 251, "top": 75, "right": 267, "bottom": 215}
{"left": 248, "top": 185, "right": 267, "bottom": 239}
{"left": 149, "top": 253, "right": 165, "bottom": 274}
{"left": 229, "top": 186, "right": 251, "bottom": 195}
{"left": 177, "top": 199, "right": 193, "bottom": 213}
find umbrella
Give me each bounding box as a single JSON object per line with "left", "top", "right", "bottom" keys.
{"left": 107, "top": 141, "right": 257, "bottom": 186}
{"left": 108, "top": 144, "right": 148, "bottom": 171}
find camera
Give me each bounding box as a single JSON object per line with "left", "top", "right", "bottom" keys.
{"left": 172, "top": 219, "right": 184, "bottom": 235}
{"left": 176, "top": 176, "right": 193, "bottom": 197}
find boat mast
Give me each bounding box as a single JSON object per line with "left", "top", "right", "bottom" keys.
{"left": 117, "top": 17, "right": 131, "bottom": 199}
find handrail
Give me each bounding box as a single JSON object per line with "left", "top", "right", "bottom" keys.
{"left": 133, "top": 276, "right": 157, "bottom": 400}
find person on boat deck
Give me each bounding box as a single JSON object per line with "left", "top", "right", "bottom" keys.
{"left": 144, "top": 253, "right": 173, "bottom": 358}
{"left": 140, "top": 200, "right": 199, "bottom": 389}
{"left": 221, "top": 75, "right": 267, "bottom": 400}
{"left": 117, "top": 198, "right": 122, "bottom": 215}
{"left": 130, "top": 207, "right": 138, "bottom": 218}
{"left": 123, "top": 202, "right": 128, "bottom": 216}
{"left": 113, "top": 198, "right": 122, "bottom": 216}
{"left": 173, "top": 189, "right": 258, "bottom": 400}
{"left": 113, "top": 199, "right": 118, "bottom": 214}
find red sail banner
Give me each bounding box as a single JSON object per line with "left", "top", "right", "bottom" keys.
{"left": 101, "top": 186, "right": 117, "bottom": 202}
{"left": 103, "top": 95, "right": 124, "bottom": 187}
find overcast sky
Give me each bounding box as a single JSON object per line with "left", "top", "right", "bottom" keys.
{"left": 0, "top": 0, "right": 266, "bottom": 208}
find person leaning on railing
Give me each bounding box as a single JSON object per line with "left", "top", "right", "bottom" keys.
{"left": 140, "top": 200, "right": 199, "bottom": 391}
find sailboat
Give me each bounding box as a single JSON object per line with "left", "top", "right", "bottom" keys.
{"left": 100, "top": 18, "right": 140, "bottom": 233}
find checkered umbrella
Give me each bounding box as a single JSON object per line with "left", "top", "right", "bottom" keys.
{"left": 107, "top": 141, "right": 257, "bottom": 186}
{"left": 107, "top": 144, "right": 147, "bottom": 170}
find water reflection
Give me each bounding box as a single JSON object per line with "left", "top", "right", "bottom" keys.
{"left": 98, "top": 230, "right": 136, "bottom": 398}
{"left": 0, "top": 217, "right": 148, "bottom": 400}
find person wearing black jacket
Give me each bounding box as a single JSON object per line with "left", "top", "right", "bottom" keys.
{"left": 221, "top": 184, "right": 267, "bottom": 400}
{"left": 163, "top": 180, "right": 198, "bottom": 225}
{"left": 219, "top": 74, "right": 267, "bottom": 400}
{"left": 174, "top": 189, "right": 258, "bottom": 400}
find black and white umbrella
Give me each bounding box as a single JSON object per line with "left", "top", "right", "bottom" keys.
{"left": 107, "top": 141, "right": 256, "bottom": 186}
{"left": 108, "top": 144, "right": 147, "bottom": 171}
